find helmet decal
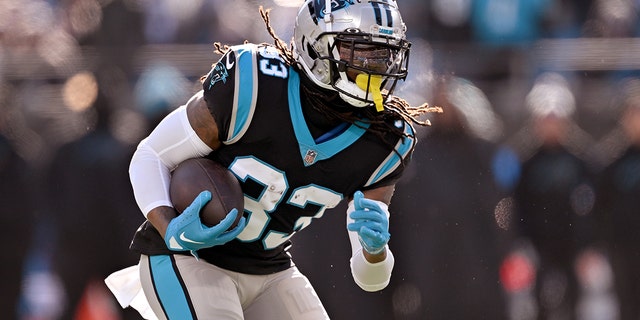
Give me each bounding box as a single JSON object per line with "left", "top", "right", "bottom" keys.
{"left": 371, "top": 1, "right": 393, "bottom": 28}
{"left": 313, "top": 0, "right": 356, "bottom": 19}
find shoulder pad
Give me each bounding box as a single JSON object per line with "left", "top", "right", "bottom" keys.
{"left": 205, "top": 44, "right": 259, "bottom": 144}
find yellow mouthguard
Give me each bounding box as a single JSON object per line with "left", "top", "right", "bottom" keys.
{"left": 355, "top": 74, "right": 384, "bottom": 112}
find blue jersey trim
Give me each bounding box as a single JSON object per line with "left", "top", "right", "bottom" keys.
{"left": 149, "top": 255, "right": 194, "bottom": 320}
{"left": 365, "top": 121, "right": 415, "bottom": 186}
{"left": 288, "top": 69, "right": 370, "bottom": 166}
{"left": 226, "top": 45, "right": 258, "bottom": 144}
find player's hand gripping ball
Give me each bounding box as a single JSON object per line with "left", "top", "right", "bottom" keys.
{"left": 164, "top": 191, "right": 245, "bottom": 256}
{"left": 347, "top": 191, "right": 390, "bottom": 255}
{"left": 170, "top": 158, "right": 244, "bottom": 227}
{"left": 165, "top": 158, "right": 247, "bottom": 256}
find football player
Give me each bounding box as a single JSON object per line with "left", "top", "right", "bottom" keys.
{"left": 108, "top": 0, "right": 434, "bottom": 319}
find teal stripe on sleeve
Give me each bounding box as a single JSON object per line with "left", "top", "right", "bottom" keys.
{"left": 365, "top": 121, "right": 415, "bottom": 186}
{"left": 227, "top": 45, "right": 258, "bottom": 144}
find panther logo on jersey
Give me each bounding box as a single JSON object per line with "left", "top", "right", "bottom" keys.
{"left": 206, "top": 55, "right": 232, "bottom": 90}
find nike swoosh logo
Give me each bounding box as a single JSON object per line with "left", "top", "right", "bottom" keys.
{"left": 179, "top": 232, "right": 205, "bottom": 244}
{"left": 226, "top": 54, "right": 235, "bottom": 70}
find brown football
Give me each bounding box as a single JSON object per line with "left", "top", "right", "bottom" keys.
{"left": 169, "top": 158, "right": 244, "bottom": 227}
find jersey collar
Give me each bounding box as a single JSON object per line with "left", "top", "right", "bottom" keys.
{"left": 288, "top": 69, "right": 370, "bottom": 167}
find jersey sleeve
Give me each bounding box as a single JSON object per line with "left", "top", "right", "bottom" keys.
{"left": 363, "top": 120, "right": 416, "bottom": 189}
{"left": 202, "top": 44, "right": 259, "bottom": 145}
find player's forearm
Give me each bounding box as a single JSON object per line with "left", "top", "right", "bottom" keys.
{"left": 146, "top": 206, "right": 179, "bottom": 239}
{"left": 346, "top": 196, "right": 394, "bottom": 291}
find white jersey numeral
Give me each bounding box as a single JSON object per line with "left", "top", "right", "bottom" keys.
{"left": 229, "top": 156, "right": 343, "bottom": 249}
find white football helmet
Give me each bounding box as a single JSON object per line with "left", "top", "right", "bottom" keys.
{"left": 293, "top": 0, "right": 411, "bottom": 111}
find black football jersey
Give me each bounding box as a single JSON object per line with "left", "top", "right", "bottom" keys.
{"left": 130, "top": 43, "right": 416, "bottom": 275}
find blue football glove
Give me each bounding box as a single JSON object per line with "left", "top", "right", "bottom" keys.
{"left": 347, "top": 191, "right": 390, "bottom": 255}
{"left": 164, "top": 190, "right": 246, "bottom": 258}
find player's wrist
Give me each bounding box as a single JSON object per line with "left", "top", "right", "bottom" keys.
{"left": 359, "top": 237, "right": 387, "bottom": 255}
{"left": 147, "top": 206, "right": 179, "bottom": 239}
{"left": 363, "top": 247, "right": 387, "bottom": 263}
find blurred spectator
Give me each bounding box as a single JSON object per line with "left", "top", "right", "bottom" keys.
{"left": 383, "top": 75, "right": 511, "bottom": 319}
{"left": 582, "top": 0, "right": 640, "bottom": 38}
{"left": 470, "top": 0, "right": 554, "bottom": 46}
{"left": 45, "top": 86, "right": 144, "bottom": 320}
{"left": 401, "top": 0, "right": 473, "bottom": 42}
{"left": 133, "top": 61, "right": 192, "bottom": 126}
{"left": 510, "top": 72, "right": 599, "bottom": 320}
{"left": 0, "top": 131, "right": 35, "bottom": 318}
{"left": 543, "top": 0, "right": 595, "bottom": 38}
{"left": 85, "top": 0, "right": 144, "bottom": 75}
{"left": 595, "top": 78, "right": 640, "bottom": 320}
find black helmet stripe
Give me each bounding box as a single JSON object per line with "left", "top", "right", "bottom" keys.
{"left": 308, "top": 1, "right": 318, "bottom": 24}
{"left": 372, "top": 2, "right": 382, "bottom": 26}
{"left": 371, "top": 1, "right": 393, "bottom": 28}
{"left": 385, "top": 5, "right": 393, "bottom": 27}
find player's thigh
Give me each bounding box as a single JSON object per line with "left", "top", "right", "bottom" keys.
{"left": 244, "top": 266, "right": 329, "bottom": 320}
{"left": 139, "top": 254, "right": 244, "bottom": 320}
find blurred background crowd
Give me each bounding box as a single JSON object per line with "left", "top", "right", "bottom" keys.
{"left": 2, "top": 0, "right": 640, "bottom": 319}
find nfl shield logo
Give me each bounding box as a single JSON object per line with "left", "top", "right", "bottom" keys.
{"left": 304, "top": 149, "right": 318, "bottom": 165}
